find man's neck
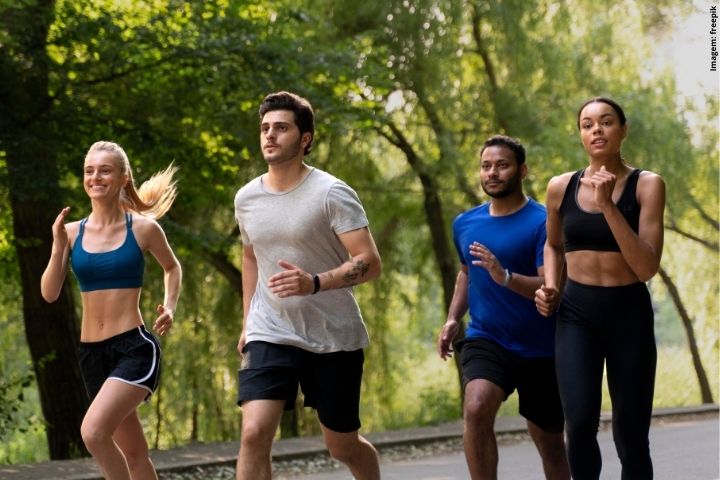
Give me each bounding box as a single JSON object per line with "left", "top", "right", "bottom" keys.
{"left": 488, "top": 191, "right": 528, "bottom": 216}
{"left": 264, "top": 160, "right": 310, "bottom": 193}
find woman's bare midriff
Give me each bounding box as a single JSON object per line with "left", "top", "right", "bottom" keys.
{"left": 80, "top": 288, "right": 144, "bottom": 342}
{"left": 566, "top": 250, "right": 640, "bottom": 287}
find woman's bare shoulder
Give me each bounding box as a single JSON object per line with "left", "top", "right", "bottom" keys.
{"left": 128, "top": 213, "right": 166, "bottom": 247}
{"left": 65, "top": 220, "right": 81, "bottom": 244}
{"left": 545, "top": 170, "right": 576, "bottom": 206}
{"left": 548, "top": 171, "right": 576, "bottom": 190}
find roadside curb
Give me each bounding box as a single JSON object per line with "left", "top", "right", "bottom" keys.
{"left": 1, "top": 404, "right": 717, "bottom": 479}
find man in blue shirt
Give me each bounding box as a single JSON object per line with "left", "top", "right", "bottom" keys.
{"left": 438, "top": 135, "right": 569, "bottom": 479}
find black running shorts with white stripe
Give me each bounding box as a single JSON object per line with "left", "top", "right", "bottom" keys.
{"left": 78, "top": 325, "right": 161, "bottom": 402}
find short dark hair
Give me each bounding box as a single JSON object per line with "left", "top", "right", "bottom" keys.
{"left": 259, "top": 91, "right": 315, "bottom": 155}
{"left": 480, "top": 135, "right": 526, "bottom": 165}
{"left": 577, "top": 96, "right": 627, "bottom": 129}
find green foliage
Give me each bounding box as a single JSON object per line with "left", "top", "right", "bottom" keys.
{"left": 0, "top": 152, "right": 17, "bottom": 286}
{"left": 0, "top": 0, "right": 716, "bottom": 463}
{"left": 0, "top": 290, "right": 46, "bottom": 464}
{"left": 601, "top": 344, "right": 720, "bottom": 410}
{"left": 0, "top": 176, "right": 30, "bottom": 457}
{"left": 656, "top": 232, "right": 720, "bottom": 355}
{"left": 652, "top": 293, "right": 686, "bottom": 346}
{"left": 0, "top": 362, "right": 34, "bottom": 445}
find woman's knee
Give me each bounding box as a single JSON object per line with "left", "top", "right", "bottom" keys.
{"left": 564, "top": 409, "right": 600, "bottom": 440}
{"left": 613, "top": 420, "right": 651, "bottom": 457}
{"left": 80, "top": 417, "right": 111, "bottom": 452}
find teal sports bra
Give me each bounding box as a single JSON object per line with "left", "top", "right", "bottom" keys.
{"left": 70, "top": 213, "right": 145, "bottom": 292}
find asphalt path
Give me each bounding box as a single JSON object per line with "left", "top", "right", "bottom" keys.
{"left": 296, "top": 415, "right": 719, "bottom": 480}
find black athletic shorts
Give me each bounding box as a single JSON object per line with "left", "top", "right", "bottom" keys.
{"left": 456, "top": 337, "right": 564, "bottom": 432}
{"left": 238, "top": 341, "right": 364, "bottom": 433}
{"left": 78, "top": 325, "right": 161, "bottom": 402}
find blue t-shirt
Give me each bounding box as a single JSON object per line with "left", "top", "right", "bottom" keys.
{"left": 452, "top": 198, "right": 555, "bottom": 358}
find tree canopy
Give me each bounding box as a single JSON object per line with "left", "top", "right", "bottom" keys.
{"left": 0, "top": 0, "right": 716, "bottom": 462}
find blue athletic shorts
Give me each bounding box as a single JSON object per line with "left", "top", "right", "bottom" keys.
{"left": 238, "top": 341, "right": 364, "bottom": 433}
{"left": 78, "top": 325, "right": 161, "bottom": 402}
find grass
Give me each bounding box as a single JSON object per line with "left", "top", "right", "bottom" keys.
{"left": 385, "top": 343, "right": 719, "bottom": 424}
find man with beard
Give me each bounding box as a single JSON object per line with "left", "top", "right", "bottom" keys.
{"left": 438, "top": 135, "right": 570, "bottom": 480}
{"left": 233, "top": 91, "right": 381, "bottom": 480}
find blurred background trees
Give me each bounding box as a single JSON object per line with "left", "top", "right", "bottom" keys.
{"left": 0, "top": 0, "right": 716, "bottom": 462}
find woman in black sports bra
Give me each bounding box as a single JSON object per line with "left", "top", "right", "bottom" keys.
{"left": 535, "top": 97, "right": 665, "bottom": 479}
{"left": 41, "top": 141, "right": 182, "bottom": 480}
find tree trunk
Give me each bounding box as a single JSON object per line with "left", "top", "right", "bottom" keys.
{"left": 470, "top": 3, "right": 537, "bottom": 198}
{"left": 410, "top": 147, "right": 466, "bottom": 400}
{"left": 375, "top": 122, "right": 466, "bottom": 394}
{"left": 378, "top": 123, "right": 458, "bottom": 313}
{"left": 5, "top": 134, "right": 90, "bottom": 460}
{"left": 0, "top": 0, "right": 90, "bottom": 459}
{"left": 657, "top": 267, "right": 714, "bottom": 404}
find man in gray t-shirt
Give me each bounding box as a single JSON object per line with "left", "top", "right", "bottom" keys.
{"left": 233, "top": 91, "right": 382, "bottom": 480}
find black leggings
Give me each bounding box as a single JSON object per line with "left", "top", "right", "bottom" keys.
{"left": 556, "top": 280, "right": 656, "bottom": 480}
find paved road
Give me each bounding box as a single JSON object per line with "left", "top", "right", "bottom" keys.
{"left": 296, "top": 416, "right": 719, "bottom": 480}
{"left": 2, "top": 407, "right": 716, "bottom": 479}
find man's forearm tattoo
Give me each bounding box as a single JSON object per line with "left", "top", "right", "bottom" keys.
{"left": 342, "top": 259, "right": 370, "bottom": 285}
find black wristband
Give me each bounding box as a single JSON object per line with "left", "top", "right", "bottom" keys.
{"left": 312, "top": 273, "right": 321, "bottom": 294}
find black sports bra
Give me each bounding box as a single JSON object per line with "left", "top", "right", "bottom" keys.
{"left": 560, "top": 168, "right": 641, "bottom": 253}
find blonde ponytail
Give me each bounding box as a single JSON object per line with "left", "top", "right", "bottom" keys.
{"left": 86, "top": 141, "right": 178, "bottom": 219}
{"left": 125, "top": 162, "right": 178, "bottom": 219}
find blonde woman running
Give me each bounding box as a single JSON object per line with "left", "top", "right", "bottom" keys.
{"left": 41, "top": 141, "right": 181, "bottom": 480}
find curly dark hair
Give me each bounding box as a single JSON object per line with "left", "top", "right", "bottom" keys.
{"left": 480, "top": 135, "right": 526, "bottom": 165}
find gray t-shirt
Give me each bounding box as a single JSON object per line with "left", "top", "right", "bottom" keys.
{"left": 234, "top": 167, "right": 371, "bottom": 353}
